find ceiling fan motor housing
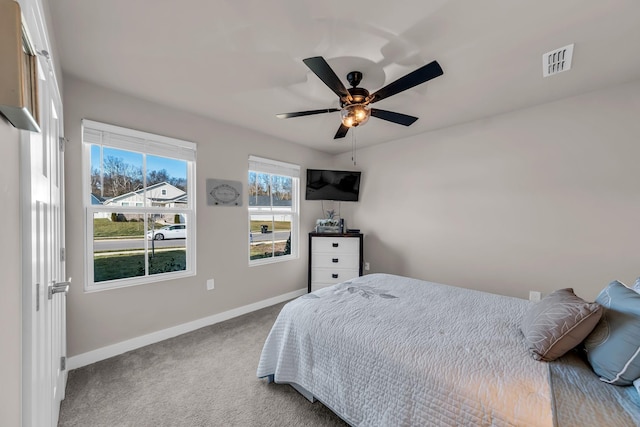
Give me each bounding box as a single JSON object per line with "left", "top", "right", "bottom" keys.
{"left": 343, "top": 86, "right": 369, "bottom": 106}
{"left": 346, "top": 71, "right": 363, "bottom": 87}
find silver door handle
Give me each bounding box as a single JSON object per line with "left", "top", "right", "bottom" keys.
{"left": 48, "top": 278, "right": 71, "bottom": 300}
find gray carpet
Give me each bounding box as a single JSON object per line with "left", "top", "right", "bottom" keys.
{"left": 58, "top": 302, "right": 347, "bottom": 426}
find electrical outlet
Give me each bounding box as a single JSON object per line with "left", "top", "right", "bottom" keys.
{"left": 206, "top": 279, "right": 215, "bottom": 291}
{"left": 529, "top": 291, "right": 541, "bottom": 302}
{"left": 364, "top": 262, "right": 370, "bottom": 271}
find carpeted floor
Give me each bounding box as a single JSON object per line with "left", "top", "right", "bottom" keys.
{"left": 58, "top": 302, "right": 347, "bottom": 426}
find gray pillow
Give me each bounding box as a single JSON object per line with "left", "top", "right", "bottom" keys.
{"left": 634, "top": 277, "right": 640, "bottom": 292}
{"left": 584, "top": 281, "right": 640, "bottom": 386}
{"left": 521, "top": 288, "right": 603, "bottom": 362}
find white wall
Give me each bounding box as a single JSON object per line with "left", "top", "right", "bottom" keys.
{"left": 336, "top": 80, "right": 640, "bottom": 301}
{"left": 64, "top": 77, "right": 334, "bottom": 357}
{"left": 0, "top": 118, "right": 22, "bottom": 426}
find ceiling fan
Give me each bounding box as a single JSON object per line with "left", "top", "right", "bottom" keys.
{"left": 277, "top": 56, "right": 444, "bottom": 139}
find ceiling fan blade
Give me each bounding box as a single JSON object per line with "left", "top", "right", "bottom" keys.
{"left": 370, "top": 109, "right": 419, "bottom": 126}
{"left": 276, "top": 108, "right": 340, "bottom": 119}
{"left": 303, "top": 56, "right": 352, "bottom": 101}
{"left": 370, "top": 60, "right": 443, "bottom": 103}
{"left": 334, "top": 124, "right": 349, "bottom": 139}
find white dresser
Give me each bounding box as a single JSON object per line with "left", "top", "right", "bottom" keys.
{"left": 308, "top": 233, "right": 363, "bottom": 292}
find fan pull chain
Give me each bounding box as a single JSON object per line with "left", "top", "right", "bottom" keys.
{"left": 351, "top": 129, "right": 357, "bottom": 166}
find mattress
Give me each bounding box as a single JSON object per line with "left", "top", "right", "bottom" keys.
{"left": 257, "top": 273, "right": 555, "bottom": 426}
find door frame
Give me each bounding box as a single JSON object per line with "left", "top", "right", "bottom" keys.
{"left": 19, "top": 0, "right": 66, "bottom": 425}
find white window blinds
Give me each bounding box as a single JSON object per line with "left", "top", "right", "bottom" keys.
{"left": 82, "top": 119, "right": 196, "bottom": 162}
{"left": 249, "top": 155, "right": 300, "bottom": 177}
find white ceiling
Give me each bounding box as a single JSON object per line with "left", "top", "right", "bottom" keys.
{"left": 49, "top": 0, "right": 640, "bottom": 154}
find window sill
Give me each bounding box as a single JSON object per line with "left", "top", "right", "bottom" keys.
{"left": 84, "top": 269, "right": 195, "bottom": 293}
{"left": 249, "top": 253, "right": 298, "bottom": 267}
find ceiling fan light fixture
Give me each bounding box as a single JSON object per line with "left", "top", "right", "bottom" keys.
{"left": 340, "top": 104, "right": 370, "bottom": 128}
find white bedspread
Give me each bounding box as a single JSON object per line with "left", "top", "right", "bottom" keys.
{"left": 549, "top": 352, "right": 640, "bottom": 426}
{"left": 257, "top": 274, "right": 554, "bottom": 426}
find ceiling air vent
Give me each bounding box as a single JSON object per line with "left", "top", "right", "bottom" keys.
{"left": 542, "top": 44, "right": 574, "bottom": 77}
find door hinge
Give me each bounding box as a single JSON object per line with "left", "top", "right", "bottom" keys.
{"left": 60, "top": 247, "right": 66, "bottom": 262}
{"left": 60, "top": 356, "right": 66, "bottom": 371}
{"left": 59, "top": 136, "right": 66, "bottom": 152}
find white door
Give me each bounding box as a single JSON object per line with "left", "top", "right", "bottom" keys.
{"left": 22, "top": 45, "right": 67, "bottom": 427}
{"left": 48, "top": 76, "right": 67, "bottom": 425}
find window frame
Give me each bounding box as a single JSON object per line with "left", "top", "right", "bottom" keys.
{"left": 248, "top": 155, "right": 300, "bottom": 266}
{"left": 82, "top": 119, "right": 197, "bottom": 292}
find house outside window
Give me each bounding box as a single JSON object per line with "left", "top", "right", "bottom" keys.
{"left": 248, "top": 155, "right": 299, "bottom": 265}
{"left": 82, "top": 119, "right": 196, "bottom": 291}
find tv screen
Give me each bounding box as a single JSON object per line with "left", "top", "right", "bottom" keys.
{"left": 305, "top": 169, "right": 361, "bottom": 201}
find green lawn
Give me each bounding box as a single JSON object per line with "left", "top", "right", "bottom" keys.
{"left": 95, "top": 218, "right": 290, "bottom": 238}
{"left": 93, "top": 218, "right": 165, "bottom": 239}
{"left": 249, "top": 221, "right": 290, "bottom": 233}
{"left": 250, "top": 241, "right": 288, "bottom": 260}
{"left": 94, "top": 250, "right": 186, "bottom": 282}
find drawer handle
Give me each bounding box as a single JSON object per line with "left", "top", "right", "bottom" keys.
{"left": 332, "top": 243, "right": 339, "bottom": 247}
{"left": 332, "top": 273, "right": 339, "bottom": 279}
{"left": 332, "top": 258, "right": 339, "bottom": 263}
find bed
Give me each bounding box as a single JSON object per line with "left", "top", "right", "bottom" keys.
{"left": 257, "top": 273, "right": 640, "bottom": 426}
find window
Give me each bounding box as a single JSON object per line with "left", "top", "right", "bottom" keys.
{"left": 82, "top": 119, "right": 196, "bottom": 291}
{"left": 248, "top": 155, "right": 299, "bottom": 265}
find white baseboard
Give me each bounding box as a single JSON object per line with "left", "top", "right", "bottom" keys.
{"left": 67, "top": 288, "right": 306, "bottom": 370}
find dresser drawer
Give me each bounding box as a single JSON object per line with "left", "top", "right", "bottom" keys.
{"left": 312, "top": 253, "right": 360, "bottom": 269}
{"left": 311, "top": 236, "right": 360, "bottom": 254}
{"left": 311, "top": 268, "right": 360, "bottom": 284}
{"left": 309, "top": 233, "right": 363, "bottom": 293}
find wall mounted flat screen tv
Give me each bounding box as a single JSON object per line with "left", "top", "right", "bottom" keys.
{"left": 305, "top": 169, "right": 361, "bottom": 201}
